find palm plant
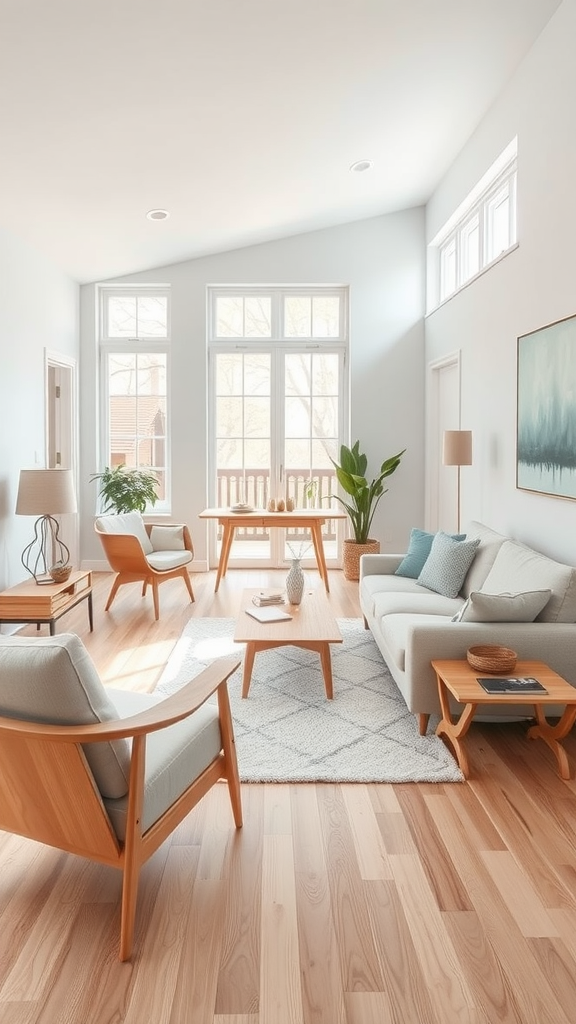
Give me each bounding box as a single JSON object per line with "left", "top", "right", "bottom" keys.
{"left": 331, "top": 441, "right": 405, "bottom": 544}
{"left": 90, "top": 465, "right": 159, "bottom": 514}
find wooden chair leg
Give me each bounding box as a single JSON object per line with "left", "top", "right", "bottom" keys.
{"left": 142, "top": 581, "right": 147, "bottom": 596}
{"left": 181, "top": 568, "right": 195, "bottom": 603}
{"left": 418, "top": 713, "right": 430, "bottom": 735}
{"left": 151, "top": 580, "right": 160, "bottom": 620}
{"left": 119, "top": 852, "right": 142, "bottom": 961}
{"left": 217, "top": 682, "right": 243, "bottom": 828}
{"left": 105, "top": 576, "right": 123, "bottom": 611}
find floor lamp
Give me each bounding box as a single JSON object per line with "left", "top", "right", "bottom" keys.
{"left": 442, "top": 430, "right": 472, "bottom": 533}
{"left": 15, "top": 469, "right": 77, "bottom": 584}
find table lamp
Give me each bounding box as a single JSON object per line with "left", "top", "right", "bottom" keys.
{"left": 16, "top": 469, "right": 77, "bottom": 584}
{"left": 442, "top": 430, "right": 472, "bottom": 532}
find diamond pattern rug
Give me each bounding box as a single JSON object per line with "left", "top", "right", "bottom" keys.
{"left": 155, "top": 617, "right": 463, "bottom": 783}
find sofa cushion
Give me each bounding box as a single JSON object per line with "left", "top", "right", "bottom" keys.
{"left": 417, "top": 532, "right": 480, "bottom": 599}
{"left": 149, "top": 524, "right": 186, "bottom": 551}
{"left": 480, "top": 541, "right": 576, "bottom": 623}
{"left": 380, "top": 613, "right": 452, "bottom": 672}
{"left": 103, "top": 688, "right": 222, "bottom": 840}
{"left": 360, "top": 573, "right": 423, "bottom": 617}
{"left": 95, "top": 511, "right": 154, "bottom": 555}
{"left": 461, "top": 521, "right": 507, "bottom": 597}
{"left": 395, "top": 528, "right": 465, "bottom": 579}
{"left": 374, "top": 591, "right": 463, "bottom": 620}
{"left": 452, "top": 589, "right": 552, "bottom": 623}
{"left": 0, "top": 634, "right": 130, "bottom": 799}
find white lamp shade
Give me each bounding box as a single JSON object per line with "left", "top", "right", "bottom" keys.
{"left": 16, "top": 469, "right": 77, "bottom": 516}
{"left": 443, "top": 430, "right": 473, "bottom": 467}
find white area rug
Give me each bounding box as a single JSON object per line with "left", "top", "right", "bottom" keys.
{"left": 155, "top": 617, "right": 463, "bottom": 784}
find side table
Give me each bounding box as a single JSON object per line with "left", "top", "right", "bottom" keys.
{"left": 0, "top": 571, "right": 93, "bottom": 636}
{"left": 431, "top": 658, "right": 576, "bottom": 780}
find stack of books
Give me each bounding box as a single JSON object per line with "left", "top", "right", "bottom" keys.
{"left": 252, "top": 590, "right": 285, "bottom": 607}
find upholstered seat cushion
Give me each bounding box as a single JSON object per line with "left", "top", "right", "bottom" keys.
{"left": 95, "top": 511, "right": 154, "bottom": 555}
{"left": 104, "top": 688, "right": 223, "bottom": 840}
{"left": 0, "top": 634, "right": 130, "bottom": 798}
{"left": 146, "top": 549, "right": 193, "bottom": 571}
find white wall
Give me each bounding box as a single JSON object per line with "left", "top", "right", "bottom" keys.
{"left": 80, "top": 210, "right": 425, "bottom": 566}
{"left": 0, "top": 228, "right": 79, "bottom": 593}
{"left": 425, "top": 0, "right": 576, "bottom": 564}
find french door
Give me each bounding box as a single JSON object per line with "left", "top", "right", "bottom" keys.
{"left": 209, "top": 345, "right": 346, "bottom": 569}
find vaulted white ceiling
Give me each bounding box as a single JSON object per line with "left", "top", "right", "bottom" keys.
{"left": 1, "top": 0, "right": 561, "bottom": 282}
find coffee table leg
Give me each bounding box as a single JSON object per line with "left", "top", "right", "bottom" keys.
{"left": 241, "top": 643, "right": 256, "bottom": 698}
{"left": 318, "top": 643, "right": 333, "bottom": 699}
{"left": 527, "top": 704, "right": 576, "bottom": 779}
{"left": 435, "top": 674, "right": 477, "bottom": 777}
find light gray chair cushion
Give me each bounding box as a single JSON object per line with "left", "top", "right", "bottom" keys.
{"left": 0, "top": 634, "right": 130, "bottom": 798}
{"left": 149, "top": 525, "right": 186, "bottom": 551}
{"left": 95, "top": 511, "right": 154, "bottom": 555}
{"left": 104, "top": 688, "right": 223, "bottom": 840}
{"left": 146, "top": 550, "right": 193, "bottom": 571}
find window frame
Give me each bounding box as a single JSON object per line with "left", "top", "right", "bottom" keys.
{"left": 98, "top": 285, "right": 171, "bottom": 514}
{"left": 429, "top": 142, "right": 518, "bottom": 310}
{"left": 208, "top": 285, "right": 348, "bottom": 345}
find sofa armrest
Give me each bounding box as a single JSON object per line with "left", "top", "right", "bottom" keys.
{"left": 360, "top": 553, "right": 405, "bottom": 577}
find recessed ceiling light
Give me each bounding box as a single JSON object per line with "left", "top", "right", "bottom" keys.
{"left": 146, "top": 209, "right": 170, "bottom": 221}
{"left": 349, "top": 160, "right": 372, "bottom": 173}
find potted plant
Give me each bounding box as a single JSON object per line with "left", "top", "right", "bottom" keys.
{"left": 90, "top": 465, "right": 159, "bottom": 514}
{"left": 331, "top": 441, "right": 405, "bottom": 580}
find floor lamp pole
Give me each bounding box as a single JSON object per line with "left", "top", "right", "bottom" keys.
{"left": 442, "top": 430, "right": 472, "bottom": 534}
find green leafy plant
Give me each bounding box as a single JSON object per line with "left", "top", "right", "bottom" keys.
{"left": 90, "top": 465, "right": 159, "bottom": 514}
{"left": 331, "top": 441, "right": 405, "bottom": 544}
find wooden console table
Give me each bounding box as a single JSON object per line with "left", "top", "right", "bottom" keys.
{"left": 199, "top": 508, "right": 346, "bottom": 593}
{"left": 0, "top": 570, "right": 93, "bottom": 636}
{"left": 432, "top": 658, "right": 576, "bottom": 780}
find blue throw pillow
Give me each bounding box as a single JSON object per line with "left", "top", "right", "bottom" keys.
{"left": 417, "top": 531, "right": 480, "bottom": 599}
{"left": 395, "top": 528, "right": 466, "bottom": 579}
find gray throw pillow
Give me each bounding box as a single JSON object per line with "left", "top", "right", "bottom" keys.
{"left": 452, "top": 589, "right": 552, "bottom": 623}
{"left": 418, "top": 531, "right": 480, "bottom": 599}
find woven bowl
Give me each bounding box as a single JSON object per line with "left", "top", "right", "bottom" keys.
{"left": 49, "top": 564, "right": 73, "bottom": 584}
{"left": 467, "top": 645, "right": 517, "bottom": 674}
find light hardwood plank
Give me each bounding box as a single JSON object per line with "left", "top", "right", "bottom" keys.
{"left": 341, "top": 784, "right": 393, "bottom": 881}
{"left": 260, "top": 834, "right": 303, "bottom": 1024}
{"left": 480, "top": 850, "right": 559, "bottom": 937}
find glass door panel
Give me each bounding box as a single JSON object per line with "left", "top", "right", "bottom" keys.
{"left": 283, "top": 351, "right": 339, "bottom": 563}
{"left": 215, "top": 351, "right": 272, "bottom": 562}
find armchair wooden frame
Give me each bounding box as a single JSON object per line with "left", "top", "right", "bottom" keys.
{"left": 0, "top": 655, "right": 242, "bottom": 961}
{"left": 95, "top": 521, "right": 195, "bottom": 620}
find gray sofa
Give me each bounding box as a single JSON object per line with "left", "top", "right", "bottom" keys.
{"left": 359, "top": 520, "right": 576, "bottom": 732}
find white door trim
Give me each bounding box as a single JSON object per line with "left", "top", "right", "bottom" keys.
{"left": 44, "top": 349, "right": 79, "bottom": 567}
{"left": 426, "top": 351, "right": 461, "bottom": 531}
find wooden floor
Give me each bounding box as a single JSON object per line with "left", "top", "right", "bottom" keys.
{"left": 3, "top": 568, "right": 576, "bottom": 1023}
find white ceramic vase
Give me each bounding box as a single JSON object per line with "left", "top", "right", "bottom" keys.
{"left": 286, "top": 558, "right": 304, "bottom": 605}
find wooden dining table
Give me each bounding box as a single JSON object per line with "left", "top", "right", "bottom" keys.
{"left": 198, "top": 507, "right": 346, "bottom": 592}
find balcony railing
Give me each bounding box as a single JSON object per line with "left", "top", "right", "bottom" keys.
{"left": 216, "top": 468, "right": 338, "bottom": 541}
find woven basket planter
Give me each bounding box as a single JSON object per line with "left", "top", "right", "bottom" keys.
{"left": 343, "top": 538, "right": 380, "bottom": 581}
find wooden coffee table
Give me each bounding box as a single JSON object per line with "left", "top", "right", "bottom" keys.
{"left": 234, "top": 588, "right": 342, "bottom": 699}
{"left": 432, "top": 659, "right": 576, "bottom": 779}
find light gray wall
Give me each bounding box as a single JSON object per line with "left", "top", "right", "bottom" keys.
{"left": 80, "top": 210, "right": 426, "bottom": 566}
{"left": 0, "top": 229, "right": 79, "bottom": 593}
{"left": 425, "top": 0, "right": 576, "bottom": 564}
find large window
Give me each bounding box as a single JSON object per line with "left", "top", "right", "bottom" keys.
{"left": 99, "top": 287, "right": 170, "bottom": 510}
{"left": 208, "top": 286, "right": 348, "bottom": 568}
{"left": 429, "top": 139, "right": 518, "bottom": 309}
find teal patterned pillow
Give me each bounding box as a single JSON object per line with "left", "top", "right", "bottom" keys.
{"left": 395, "top": 528, "right": 466, "bottom": 579}
{"left": 418, "top": 531, "right": 480, "bottom": 599}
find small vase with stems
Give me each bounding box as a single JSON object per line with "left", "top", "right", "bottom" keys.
{"left": 285, "top": 539, "right": 311, "bottom": 605}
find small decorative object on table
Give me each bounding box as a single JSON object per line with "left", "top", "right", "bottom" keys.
{"left": 285, "top": 540, "right": 311, "bottom": 605}
{"left": 466, "top": 645, "right": 517, "bottom": 674}
{"left": 49, "top": 562, "right": 73, "bottom": 584}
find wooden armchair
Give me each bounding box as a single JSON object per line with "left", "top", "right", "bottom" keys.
{"left": 0, "top": 633, "right": 242, "bottom": 961}
{"left": 95, "top": 511, "right": 195, "bottom": 619}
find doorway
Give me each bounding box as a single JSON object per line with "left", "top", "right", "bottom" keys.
{"left": 45, "top": 350, "right": 79, "bottom": 567}
{"left": 427, "top": 352, "right": 462, "bottom": 533}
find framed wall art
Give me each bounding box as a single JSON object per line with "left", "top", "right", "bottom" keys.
{"left": 517, "top": 312, "right": 576, "bottom": 500}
